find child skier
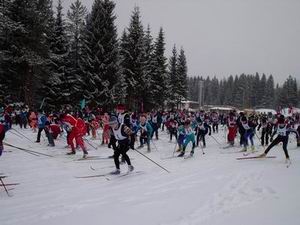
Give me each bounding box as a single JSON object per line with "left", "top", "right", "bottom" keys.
{"left": 137, "top": 114, "right": 153, "bottom": 152}
{"left": 240, "top": 116, "right": 256, "bottom": 152}
{"left": 226, "top": 112, "right": 237, "bottom": 147}
{"left": 195, "top": 119, "right": 211, "bottom": 148}
{"left": 177, "top": 120, "right": 196, "bottom": 157}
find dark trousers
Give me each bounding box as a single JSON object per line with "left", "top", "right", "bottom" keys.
{"left": 37, "top": 127, "right": 54, "bottom": 146}
{"left": 114, "top": 144, "right": 131, "bottom": 170}
{"left": 265, "top": 135, "right": 289, "bottom": 159}
{"left": 152, "top": 123, "right": 159, "bottom": 139}
{"left": 169, "top": 128, "right": 177, "bottom": 141}
{"left": 197, "top": 133, "right": 206, "bottom": 147}
{"left": 261, "top": 129, "right": 270, "bottom": 146}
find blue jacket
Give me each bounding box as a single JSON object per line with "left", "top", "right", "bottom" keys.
{"left": 38, "top": 114, "right": 47, "bottom": 128}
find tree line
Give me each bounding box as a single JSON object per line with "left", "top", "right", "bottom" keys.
{"left": 0, "top": 0, "right": 188, "bottom": 111}
{"left": 188, "top": 74, "right": 299, "bottom": 109}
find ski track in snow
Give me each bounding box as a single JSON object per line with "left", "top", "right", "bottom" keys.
{"left": 1, "top": 127, "right": 300, "bottom": 225}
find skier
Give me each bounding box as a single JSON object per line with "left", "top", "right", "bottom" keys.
{"left": 35, "top": 110, "right": 55, "bottom": 147}
{"left": 20, "top": 108, "right": 28, "bottom": 129}
{"left": 195, "top": 119, "right": 211, "bottom": 148}
{"left": 167, "top": 115, "right": 178, "bottom": 142}
{"left": 150, "top": 111, "right": 160, "bottom": 140}
{"left": 226, "top": 112, "right": 237, "bottom": 147}
{"left": 297, "top": 124, "right": 300, "bottom": 147}
{"left": 29, "top": 111, "right": 38, "bottom": 132}
{"left": 211, "top": 111, "right": 219, "bottom": 133}
{"left": 101, "top": 112, "right": 110, "bottom": 144}
{"left": 177, "top": 120, "right": 196, "bottom": 157}
{"left": 116, "top": 104, "right": 130, "bottom": 126}
{"left": 116, "top": 104, "right": 135, "bottom": 150}
{"left": 259, "top": 115, "right": 299, "bottom": 163}
{"left": 257, "top": 117, "right": 272, "bottom": 146}
{"left": 0, "top": 120, "right": 5, "bottom": 157}
{"left": 108, "top": 115, "right": 134, "bottom": 174}
{"left": 137, "top": 114, "right": 153, "bottom": 152}
{"left": 237, "top": 112, "right": 246, "bottom": 146}
{"left": 63, "top": 114, "right": 88, "bottom": 158}
{"left": 240, "top": 116, "right": 256, "bottom": 152}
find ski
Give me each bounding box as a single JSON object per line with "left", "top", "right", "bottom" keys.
{"left": 75, "top": 173, "right": 110, "bottom": 179}
{"left": 161, "top": 155, "right": 177, "bottom": 160}
{"left": 76, "top": 156, "right": 112, "bottom": 161}
{"left": 116, "top": 171, "right": 144, "bottom": 178}
{"left": 236, "top": 156, "right": 276, "bottom": 160}
{"left": 90, "top": 165, "right": 114, "bottom": 171}
{"left": 75, "top": 171, "right": 143, "bottom": 179}
{"left": 221, "top": 145, "right": 236, "bottom": 149}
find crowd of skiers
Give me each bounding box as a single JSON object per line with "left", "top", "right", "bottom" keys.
{"left": 0, "top": 103, "right": 300, "bottom": 172}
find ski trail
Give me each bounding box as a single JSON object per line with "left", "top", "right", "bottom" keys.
{"left": 162, "top": 171, "right": 277, "bottom": 225}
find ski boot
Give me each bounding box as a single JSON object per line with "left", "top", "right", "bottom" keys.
{"left": 110, "top": 169, "right": 121, "bottom": 175}
{"left": 83, "top": 150, "right": 88, "bottom": 159}
{"left": 178, "top": 151, "right": 185, "bottom": 157}
{"left": 137, "top": 144, "right": 144, "bottom": 149}
{"left": 128, "top": 165, "right": 134, "bottom": 172}
{"left": 66, "top": 151, "right": 76, "bottom": 155}
{"left": 241, "top": 146, "right": 247, "bottom": 152}
{"left": 190, "top": 149, "right": 194, "bottom": 157}
{"left": 147, "top": 143, "right": 151, "bottom": 153}
{"left": 258, "top": 152, "right": 266, "bottom": 158}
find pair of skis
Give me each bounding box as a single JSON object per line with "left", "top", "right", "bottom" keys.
{"left": 75, "top": 171, "right": 144, "bottom": 180}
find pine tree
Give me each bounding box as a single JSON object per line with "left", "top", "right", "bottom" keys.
{"left": 0, "top": 0, "right": 23, "bottom": 102}
{"left": 223, "top": 75, "right": 234, "bottom": 106}
{"left": 120, "top": 6, "right": 146, "bottom": 111}
{"left": 176, "top": 47, "right": 188, "bottom": 103}
{"left": 265, "top": 75, "right": 275, "bottom": 108}
{"left": 168, "top": 45, "right": 178, "bottom": 108}
{"left": 81, "top": 0, "right": 120, "bottom": 109}
{"left": 2, "top": 0, "right": 54, "bottom": 107}
{"left": 284, "top": 76, "right": 298, "bottom": 107}
{"left": 65, "top": 0, "right": 87, "bottom": 105}
{"left": 142, "top": 25, "right": 156, "bottom": 111}
{"left": 152, "top": 27, "right": 168, "bottom": 109}
{"left": 44, "top": 0, "right": 69, "bottom": 108}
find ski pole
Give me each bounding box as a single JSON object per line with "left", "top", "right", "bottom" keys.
{"left": 172, "top": 141, "right": 178, "bottom": 156}
{"left": 3, "top": 142, "right": 53, "bottom": 157}
{"left": 0, "top": 176, "right": 11, "bottom": 197}
{"left": 209, "top": 135, "right": 222, "bottom": 146}
{"left": 83, "top": 138, "right": 97, "bottom": 150}
{"left": 255, "top": 132, "right": 266, "bottom": 151}
{"left": 11, "top": 128, "right": 32, "bottom": 143}
{"left": 134, "top": 148, "right": 170, "bottom": 173}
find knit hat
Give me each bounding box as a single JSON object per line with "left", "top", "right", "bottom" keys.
{"left": 116, "top": 104, "right": 125, "bottom": 111}
{"left": 109, "top": 116, "right": 119, "bottom": 126}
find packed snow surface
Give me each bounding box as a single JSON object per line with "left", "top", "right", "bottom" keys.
{"left": 1, "top": 127, "right": 300, "bottom": 225}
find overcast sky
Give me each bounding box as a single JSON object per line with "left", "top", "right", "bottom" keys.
{"left": 58, "top": 0, "right": 300, "bottom": 84}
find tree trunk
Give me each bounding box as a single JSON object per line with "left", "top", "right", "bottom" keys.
{"left": 23, "top": 64, "right": 34, "bottom": 108}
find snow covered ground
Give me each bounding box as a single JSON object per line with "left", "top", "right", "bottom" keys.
{"left": 1, "top": 126, "right": 300, "bottom": 225}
